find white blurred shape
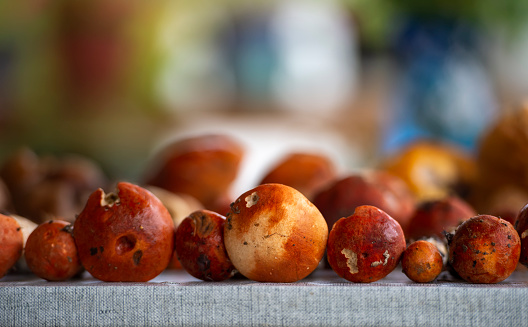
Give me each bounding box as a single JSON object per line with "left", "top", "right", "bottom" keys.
{"left": 270, "top": 0, "right": 359, "bottom": 113}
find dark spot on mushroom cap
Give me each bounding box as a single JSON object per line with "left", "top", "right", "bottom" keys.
{"left": 133, "top": 250, "right": 143, "bottom": 266}
{"left": 197, "top": 253, "right": 211, "bottom": 272}
{"left": 472, "top": 260, "right": 477, "bottom": 267}
{"left": 61, "top": 224, "right": 74, "bottom": 234}
{"left": 443, "top": 230, "right": 454, "bottom": 245}
{"left": 229, "top": 202, "right": 240, "bottom": 214}
{"left": 226, "top": 215, "right": 233, "bottom": 230}
{"left": 192, "top": 212, "right": 216, "bottom": 237}
{"left": 90, "top": 247, "right": 98, "bottom": 256}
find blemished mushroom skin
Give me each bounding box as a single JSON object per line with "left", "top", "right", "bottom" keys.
{"left": 224, "top": 183, "right": 328, "bottom": 283}
{"left": 25, "top": 220, "right": 82, "bottom": 281}
{"left": 449, "top": 215, "right": 520, "bottom": 284}
{"left": 73, "top": 182, "right": 174, "bottom": 282}
{"left": 175, "top": 210, "right": 236, "bottom": 281}
{"left": 326, "top": 205, "right": 406, "bottom": 283}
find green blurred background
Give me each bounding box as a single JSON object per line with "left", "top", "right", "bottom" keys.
{"left": 1, "top": 0, "right": 528, "bottom": 183}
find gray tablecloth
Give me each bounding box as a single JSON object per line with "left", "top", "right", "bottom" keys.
{"left": 1, "top": 268, "right": 528, "bottom": 327}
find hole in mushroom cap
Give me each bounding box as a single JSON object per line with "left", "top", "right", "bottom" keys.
{"left": 115, "top": 235, "right": 136, "bottom": 255}
{"left": 133, "top": 250, "right": 143, "bottom": 266}
{"left": 245, "top": 192, "right": 259, "bottom": 208}
{"left": 101, "top": 191, "right": 120, "bottom": 207}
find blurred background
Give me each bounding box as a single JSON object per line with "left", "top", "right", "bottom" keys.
{"left": 0, "top": 0, "right": 528, "bottom": 190}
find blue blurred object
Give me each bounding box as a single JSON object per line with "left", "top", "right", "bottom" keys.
{"left": 383, "top": 18, "right": 497, "bottom": 154}
{"left": 217, "top": 1, "right": 358, "bottom": 112}
{"left": 219, "top": 10, "right": 277, "bottom": 106}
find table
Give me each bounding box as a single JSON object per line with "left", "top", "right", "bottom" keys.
{"left": 1, "top": 268, "right": 528, "bottom": 327}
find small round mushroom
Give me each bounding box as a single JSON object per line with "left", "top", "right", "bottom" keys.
{"left": 0, "top": 214, "right": 24, "bottom": 278}
{"left": 25, "top": 220, "right": 82, "bottom": 281}
{"left": 175, "top": 210, "right": 236, "bottom": 281}
{"left": 402, "top": 240, "right": 443, "bottom": 283}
